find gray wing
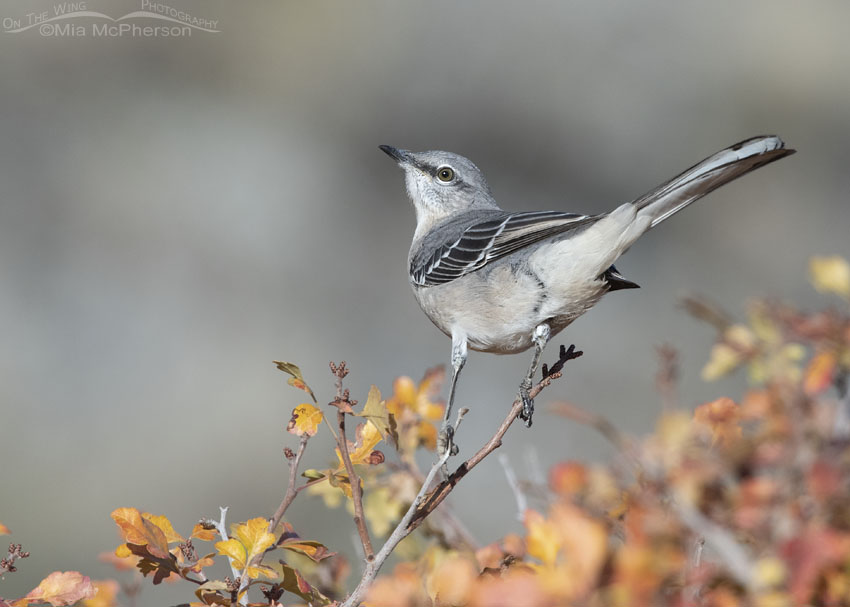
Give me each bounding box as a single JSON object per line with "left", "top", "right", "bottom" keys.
{"left": 410, "top": 210, "right": 597, "bottom": 286}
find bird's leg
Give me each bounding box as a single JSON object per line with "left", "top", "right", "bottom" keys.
{"left": 519, "top": 323, "right": 551, "bottom": 427}
{"left": 437, "top": 333, "right": 466, "bottom": 458}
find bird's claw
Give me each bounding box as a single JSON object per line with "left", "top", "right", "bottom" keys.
{"left": 437, "top": 425, "right": 459, "bottom": 459}
{"left": 519, "top": 379, "right": 534, "bottom": 427}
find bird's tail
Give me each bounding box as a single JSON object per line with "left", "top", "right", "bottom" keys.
{"left": 633, "top": 135, "right": 795, "bottom": 229}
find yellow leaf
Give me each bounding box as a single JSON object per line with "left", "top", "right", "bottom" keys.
{"left": 215, "top": 538, "right": 247, "bottom": 569}
{"left": 363, "top": 486, "right": 405, "bottom": 537}
{"left": 524, "top": 509, "right": 561, "bottom": 566}
{"left": 287, "top": 403, "right": 323, "bottom": 437}
{"left": 357, "top": 386, "right": 398, "bottom": 447}
{"left": 426, "top": 555, "right": 477, "bottom": 606}
{"left": 233, "top": 517, "right": 276, "bottom": 563}
{"left": 24, "top": 571, "right": 96, "bottom": 607}
{"left": 114, "top": 544, "right": 132, "bottom": 558}
{"left": 702, "top": 343, "right": 744, "bottom": 381}
{"left": 336, "top": 421, "right": 384, "bottom": 468}
{"left": 753, "top": 556, "right": 787, "bottom": 589}
{"left": 810, "top": 256, "right": 850, "bottom": 298}
{"left": 244, "top": 564, "right": 278, "bottom": 579}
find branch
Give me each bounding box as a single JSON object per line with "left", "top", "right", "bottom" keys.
{"left": 340, "top": 344, "right": 582, "bottom": 607}
{"left": 330, "top": 361, "right": 375, "bottom": 562}
{"left": 498, "top": 453, "right": 527, "bottom": 522}
{"left": 212, "top": 507, "right": 241, "bottom": 581}
{"left": 268, "top": 434, "right": 310, "bottom": 534}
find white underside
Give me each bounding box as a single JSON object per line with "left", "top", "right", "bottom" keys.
{"left": 413, "top": 203, "right": 651, "bottom": 354}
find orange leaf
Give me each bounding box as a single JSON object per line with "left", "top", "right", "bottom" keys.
{"left": 81, "top": 580, "right": 119, "bottom": 607}
{"left": 190, "top": 523, "right": 217, "bottom": 542}
{"left": 0, "top": 521, "right": 9, "bottom": 535}
{"left": 101, "top": 549, "right": 138, "bottom": 571}
{"left": 110, "top": 508, "right": 169, "bottom": 559}
{"left": 548, "top": 461, "right": 588, "bottom": 496}
{"left": 141, "top": 513, "right": 184, "bottom": 543}
{"left": 804, "top": 351, "right": 837, "bottom": 396}
{"left": 23, "top": 571, "right": 96, "bottom": 607}
{"left": 278, "top": 537, "right": 336, "bottom": 562}
{"left": 287, "top": 403, "right": 323, "bottom": 437}
{"left": 694, "top": 397, "right": 742, "bottom": 447}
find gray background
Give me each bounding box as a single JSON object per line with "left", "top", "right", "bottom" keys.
{"left": 1, "top": 1, "right": 847, "bottom": 604}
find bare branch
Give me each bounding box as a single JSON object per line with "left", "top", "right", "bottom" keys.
{"left": 268, "top": 434, "right": 310, "bottom": 534}
{"left": 655, "top": 343, "right": 680, "bottom": 411}
{"left": 330, "top": 361, "right": 375, "bottom": 562}
{"left": 498, "top": 453, "right": 527, "bottom": 522}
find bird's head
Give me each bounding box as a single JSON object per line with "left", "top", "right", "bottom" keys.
{"left": 379, "top": 145, "right": 498, "bottom": 237}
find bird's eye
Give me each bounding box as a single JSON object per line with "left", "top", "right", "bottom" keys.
{"left": 436, "top": 166, "right": 455, "bottom": 182}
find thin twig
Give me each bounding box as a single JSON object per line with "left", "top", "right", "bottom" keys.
{"left": 268, "top": 434, "right": 310, "bottom": 534}
{"left": 655, "top": 343, "right": 680, "bottom": 411}
{"left": 498, "top": 454, "right": 527, "bottom": 522}
{"left": 673, "top": 500, "right": 755, "bottom": 591}
{"left": 340, "top": 344, "right": 581, "bottom": 607}
{"left": 213, "top": 507, "right": 241, "bottom": 581}
{"left": 331, "top": 361, "right": 375, "bottom": 562}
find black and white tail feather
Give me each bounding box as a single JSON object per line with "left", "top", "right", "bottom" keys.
{"left": 633, "top": 135, "right": 793, "bottom": 228}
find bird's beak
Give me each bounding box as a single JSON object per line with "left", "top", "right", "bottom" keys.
{"left": 379, "top": 145, "right": 411, "bottom": 166}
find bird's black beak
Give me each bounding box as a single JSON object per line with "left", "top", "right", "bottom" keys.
{"left": 379, "top": 145, "right": 410, "bottom": 165}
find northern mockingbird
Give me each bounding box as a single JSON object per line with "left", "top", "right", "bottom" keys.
{"left": 379, "top": 136, "right": 794, "bottom": 454}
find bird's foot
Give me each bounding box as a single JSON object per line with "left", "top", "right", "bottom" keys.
{"left": 518, "top": 378, "right": 534, "bottom": 427}
{"left": 437, "top": 424, "right": 459, "bottom": 459}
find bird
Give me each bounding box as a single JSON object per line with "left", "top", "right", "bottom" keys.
{"left": 379, "top": 136, "right": 795, "bottom": 454}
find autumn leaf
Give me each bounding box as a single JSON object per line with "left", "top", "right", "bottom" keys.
{"left": 804, "top": 350, "right": 837, "bottom": 396}
{"left": 0, "top": 521, "right": 9, "bottom": 535}
{"left": 693, "top": 397, "right": 742, "bottom": 447}
{"left": 22, "top": 571, "right": 96, "bottom": 607}
{"left": 280, "top": 562, "right": 333, "bottom": 605}
{"left": 193, "top": 580, "right": 229, "bottom": 607}
{"left": 81, "top": 580, "right": 119, "bottom": 607}
{"left": 110, "top": 508, "right": 170, "bottom": 559}
{"left": 215, "top": 518, "right": 277, "bottom": 579}
{"left": 274, "top": 360, "right": 317, "bottom": 403}
{"left": 336, "top": 421, "right": 383, "bottom": 468}
{"left": 287, "top": 403, "right": 323, "bottom": 437}
{"left": 98, "top": 550, "right": 138, "bottom": 572}
{"left": 701, "top": 325, "right": 756, "bottom": 381}
{"left": 524, "top": 509, "right": 561, "bottom": 566}
{"left": 356, "top": 385, "right": 398, "bottom": 448}
{"left": 278, "top": 537, "right": 336, "bottom": 562}
{"left": 141, "top": 513, "right": 184, "bottom": 544}
{"left": 809, "top": 256, "right": 850, "bottom": 298}
{"left": 426, "top": 555, "right": 477, "bottom": 606}
{"left": 190, "top": 523, "right": 218, "bottom": 542}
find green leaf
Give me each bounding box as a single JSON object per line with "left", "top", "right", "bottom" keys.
{"left": 274, "top": 361, "right": 317, "bottom": 403}
{"left": 356, "top": 385, "right": 398, "bottom": 448}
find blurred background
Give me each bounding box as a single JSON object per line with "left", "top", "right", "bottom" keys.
{"left": 1, "top": 1, "right": 847, "bottom": 603}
